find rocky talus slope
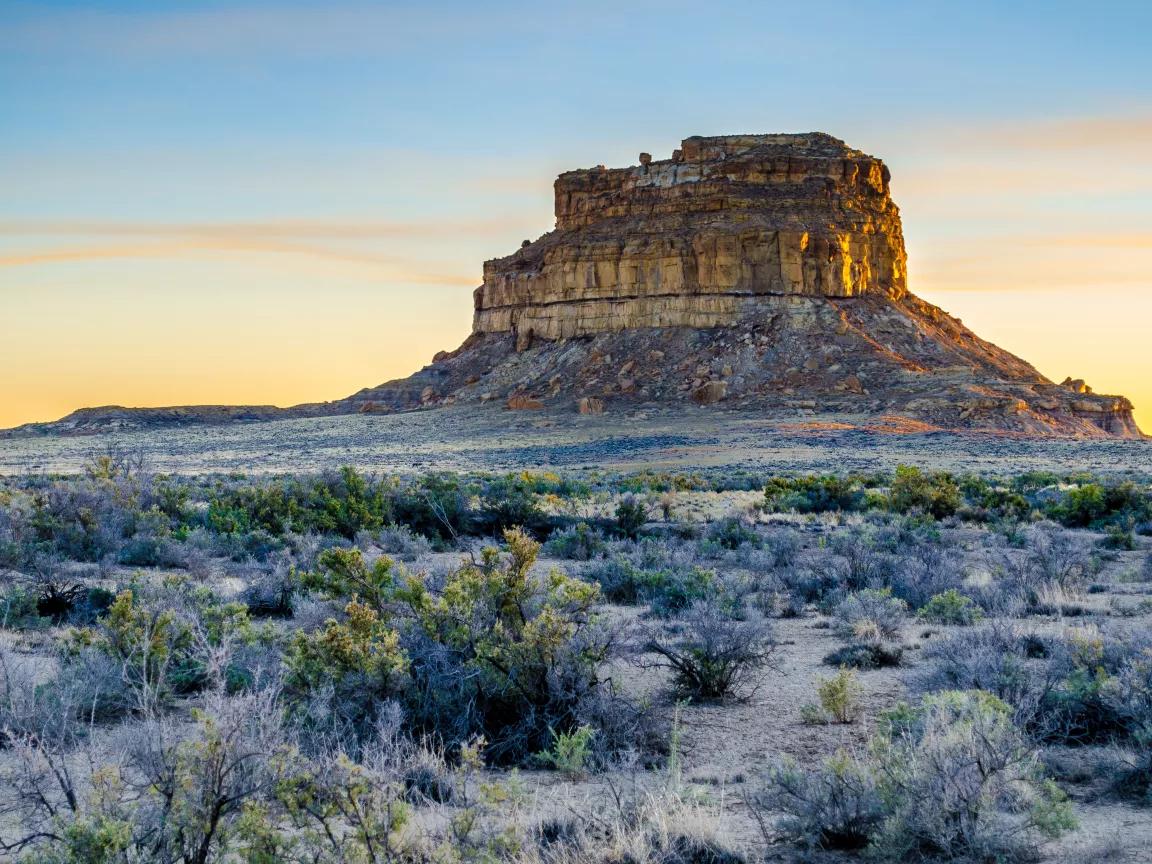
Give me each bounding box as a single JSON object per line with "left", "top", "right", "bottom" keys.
{"left": 6, "top": 133, "right": 1140, "bottom": 438}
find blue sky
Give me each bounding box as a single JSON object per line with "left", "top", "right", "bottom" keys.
{"left": 1, "top": 0, "right": 1150, "bottom": 427}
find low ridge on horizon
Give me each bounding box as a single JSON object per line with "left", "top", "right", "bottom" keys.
{"left": 7, "top": 132, "right": 1143, "bottom": 440}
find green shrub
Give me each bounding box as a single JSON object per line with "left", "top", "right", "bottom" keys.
{"left": 70, "top": 587, "right": 263, "bottom": 711}
{"left": 757, "top": 751, "right": 883, "bottom": 850}
{"left": 887, "top": 466, "right": 960, "bottom": 520}
{"left": 615, "top": 496, "right": 648, "bottom": 539}
{"left": 763, "top": 475, "right": 866, "bottom": 513}
{"left": 542, "top": 522, "right": 606, "bottom": 561}
{"left": 585, "top": 557, "right": 644, "bottom": 604}
{"left": 81, "top": 589, "right": 193, "bottom": 709}
{"left": 396, "top": 529, "right": 612, "bottom": 765}
{"left": 389, "top": 473, "right": 469, "bottom": 541}
{"left": 643, "top": 601, "right": 776, "bottom": 700}
{"left": 958, "top": 477, "right": 1032, "bottom": 522}
{"left": 0, "top": 585, "right": 49, "bottom": 630}
{"left": 832, "top": 589, "right": 907, "bottom": 642}
{"left": 705, "top": 515, "right": 761, "bottom": 550}
{"left": 284, "top": 599, "right": 408, "bottom": 727}
{"left": 1103, "top": 648, "right": 1152, "bottom": 801}
{"left": 918, "top": 589, "right": 983, "bottom": 625}
{"left": 1101, "top": 523, "right": 1137, "bottom": 550}
{"left": 1036, "top": 628, "right": 1130, "bottom": 745}
{"left": 300, "top": 528, "right": 628, "bottom": 766}
{"left": 641, "top": 565, "right": 717, "bottom": 618}
{"left": 242, "top": 567, "right": 297, "bottom": 618}
{"left": 536, "top": 725, "right": 596, "bottom": 778}
{"left": 301, "top": 547, "right": 407, "bottom": 613}
{"left": 1049, "top": 481, "right": 1151, "bottom": 529}
{"left": 823, "top": 641, "right": 903, "bottom": 670}
{"left": 207, "top": 467, "right": 391, "bottom": 539}
{"left": 817, "top": 669, "right": 862, "bottom": 723}
{"left": 475, "top": 475, "right": 550, "bottom": 535}
{"left": 585, "top": 556, "right": 716, "bottom": 615}
{"left": 873, "top": 691, "right": 1074, "bottom": 860}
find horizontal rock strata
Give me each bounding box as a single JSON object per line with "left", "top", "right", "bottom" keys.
{"left": 474, "top": 133, "right": 907, "bottom": 347}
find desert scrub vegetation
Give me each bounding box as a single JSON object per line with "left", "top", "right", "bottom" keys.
{"left": 832, "top": 588, "right": 907, "bottom": 642}
{"left": 0, "top": 456, "right": 1149, "bottom": 861}
{"left": 758, "top": 690, "right": 1074, "bottom": 860}
{"left": 801, "top": 668, "right": 863, "bottom": 724}
{"left": 918, "top": 588, "right": 984, "bottom": 625}
{"left": 287, "top": 527, "right": 647, "bottom": 766}
{"left": 639, "top": 598, "right": 777, "bottom": 700}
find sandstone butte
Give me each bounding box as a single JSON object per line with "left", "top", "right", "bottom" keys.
{"left": 341, "top": 133, "right": 1141, "bottom": 438}
{"left": 8, "top": 133, "right": 1142, "bottom": 439}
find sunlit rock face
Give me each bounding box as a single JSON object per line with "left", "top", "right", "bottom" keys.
{"left": 473, "top": 134, "right": 908, "bottom": 344}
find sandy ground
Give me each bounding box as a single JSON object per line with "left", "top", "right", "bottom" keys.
{"left": 507, "top": 539, "right": 1152, "bottom": 862}
{"left": 2, "top": 405, "right": 1150, "bottom": 476}
{"left": 3, "top": 415, "right": 1152, "bottom": 860}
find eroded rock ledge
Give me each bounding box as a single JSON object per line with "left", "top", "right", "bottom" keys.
{"left": 474, "top": 134, "right": 907, "bottom": 347}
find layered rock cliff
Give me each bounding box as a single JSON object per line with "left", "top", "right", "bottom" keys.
{"left": 343, "top": 133, "right": 1141, "bottom": 438}
{"left": 474, "top": 134, "right": 907, "bottom": 347}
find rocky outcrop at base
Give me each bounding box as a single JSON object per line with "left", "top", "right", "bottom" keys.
{"left": 341, "top": 293, "right": 1140, "bottom": 438}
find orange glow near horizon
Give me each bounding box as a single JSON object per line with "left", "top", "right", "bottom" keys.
{"left": 2, "top": 112, "right": 1150, "bottom": 435}
{"left": 1, "top": 247, "right": 1148, "bottom": 434}
{"left": 0, "top": 249, "right": 478, "bottom": 429}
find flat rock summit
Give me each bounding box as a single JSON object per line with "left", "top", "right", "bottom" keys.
{"left": 11, "top": 133, "right": 1142, "bottom": 438}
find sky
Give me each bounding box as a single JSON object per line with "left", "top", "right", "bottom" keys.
{"left": 1, "top": 0, "right": 1150, "bottom": 430}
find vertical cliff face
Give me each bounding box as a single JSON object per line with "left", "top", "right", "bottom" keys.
{"left": 473, "top": 134, "right": 908, "bottom": 345}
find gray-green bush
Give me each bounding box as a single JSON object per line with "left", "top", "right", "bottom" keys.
{"left": 758, "top": 690, "right": 1074, "bottom": 860}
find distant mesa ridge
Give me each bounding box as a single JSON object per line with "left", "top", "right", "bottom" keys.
{"left": 7, "top": 133, "right": 1142, "bottom": 439}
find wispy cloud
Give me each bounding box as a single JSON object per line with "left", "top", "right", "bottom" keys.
{"left": 0, "top": 216, "right": 544, "bottom": 285}
{"left": 0, "top": 217, "right": 528, "bottom": 239}
{"left": 896, "top": 163, "right": 1152, "bottom": 200}
{"left": 983, "top": 112, "right": 1152, "bottom": 152}
{"left": 913, "top": 231, "right": 1152, "bottom": 291}
{"left": 0, "top": 3, "right": 603, "bottom": 61}
{"left": 0, "top": 237, "right": 478, "bottom": 286}
{"left": 884, "top": 108, "right": 1152, "bottom": 156}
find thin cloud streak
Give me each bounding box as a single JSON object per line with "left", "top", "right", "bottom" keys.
{"left": 923, "top": 232, "right": 1152, "bottom": 250}
{"left": 0, "top": 239, "right": 478, "bottom": 286}
{"left": 0, "top": 217, "right": 532, "bottom": 240}
{"left": 887, "top": 109, "right": 1152, "bottom": 155}
{"left": 0, "top": 3, "right": 631, "bottom": 61}
{"left": 985, "top": 112, "right": 1152, "bottom": 151}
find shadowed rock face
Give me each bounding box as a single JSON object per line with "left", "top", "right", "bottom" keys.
{"left": 474, "top": 134, "right": 908, "bottom": 347}
{"left": 5, "top": 133, "right": 1141, "bottom": 440}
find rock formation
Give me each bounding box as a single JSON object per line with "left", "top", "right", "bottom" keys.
{"left": 340, "top": 133, "right": 1140, "bottom": 438}
{"left": 6, "top": 133, "right": 1141, "bottom": 439}
{"left": 474, "top": 134, "right": 907, "bottom": 347}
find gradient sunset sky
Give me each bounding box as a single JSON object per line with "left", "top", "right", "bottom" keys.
{"left": 2, "top": 0, "right": 1150, "bottom": 430}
